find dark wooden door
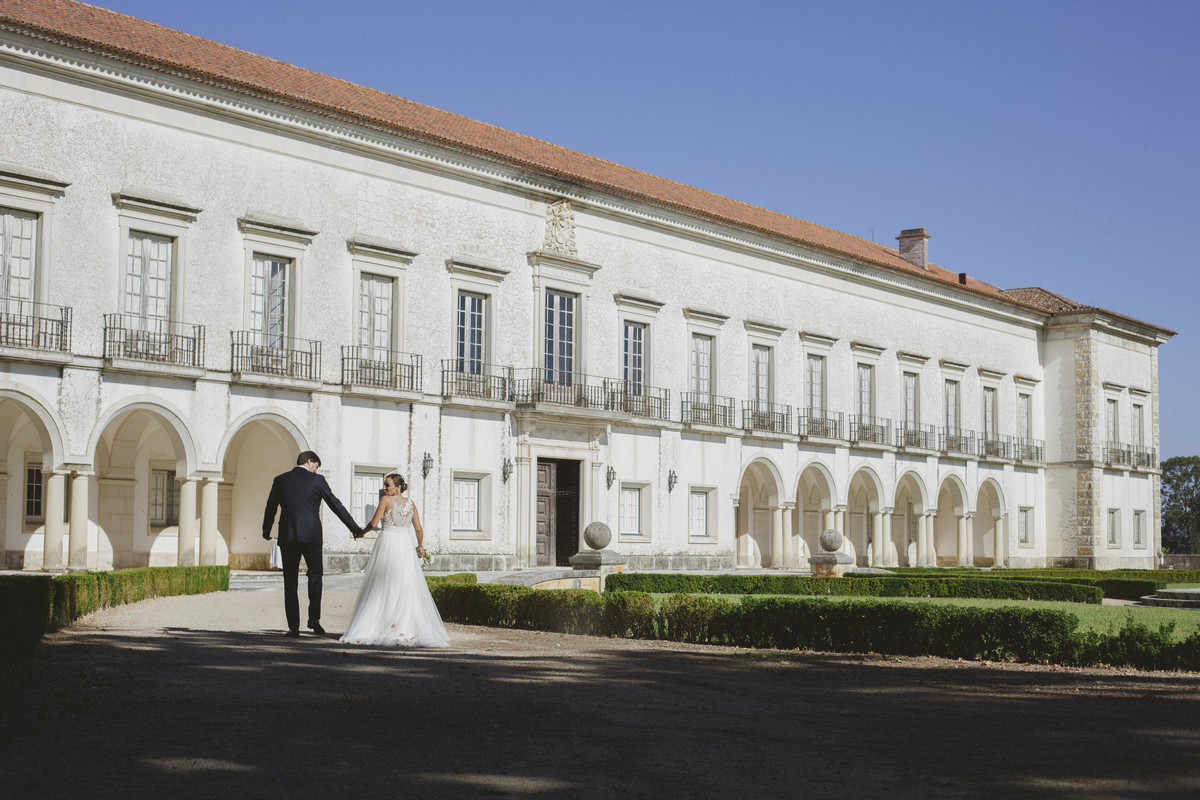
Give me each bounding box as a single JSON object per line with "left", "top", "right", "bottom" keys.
{"left": 536, "top": 461, "right": 556, "bottom": 567}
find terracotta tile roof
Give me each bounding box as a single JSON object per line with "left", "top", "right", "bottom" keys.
{"left": 0, "top": 0, "right": 1173, "bottom": 336}
{"left": 1002, "top": 287, "right": 1176, "bottom": 335}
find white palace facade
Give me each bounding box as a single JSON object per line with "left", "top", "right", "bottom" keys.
{"left": 0, "top": 1, "right": 1174, "bottom": 574}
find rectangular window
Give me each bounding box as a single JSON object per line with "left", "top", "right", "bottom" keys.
{"left": 619, "top": 487, "right": 641, "bottom": 536}
{"left": 358, "top": 273, "right": 393, "bottom": 360}
{"left": 983, "top": 387, "right": 997, "bottom": 439}
{"left": 806, "top": 355, "right": 825, "bottom": 415}
{"left": 451, "top": 478, "right": 480, "bottom": 531}
{"left": 455, "top": 291, "right": 486, "bottom": 374}
{"left": 24, "top": 460, "right": 42, "bottom": 521}
{"left": 125, "top": 232, "right": 172, "bottom": 324}
{"left": 1018, "top": 393, "right": 1032, "bottom": 440}
{"left": 352, "top": 471, "right": 386, "bottom": 528}
{"left": 1, "top": 207, "right": 37, "bottom": 304}
{"left": 250, "top": 255, "right": 289, "bottom": 347}
{"left": 856, "top": 364, "right": 874, "bottom": 419}
{"left": 623, "top": 322, "right": 645, "bottom": 394}
{"left": 902, "top": 372, "right": 919, "bottom": 425}
{"left": 689, "top": 490, "right": 709, "bottom": 538}
{"left": 751, "top": 345, "right": 772, "bottom": 408}
{"left": 1133, "top": 510, "right": 1145, "bottom": 546}
{"left": 1107, "top": 509, "right": 1120, "bottom": 547}
{"left": 691, "top": 334, "right": 712, "bottom": 397}
{"left": 544, "top": 290, "right": 576, "bottom": 382}
{"left": 944, "top": 380, "right": 960, "bottom": 432}
{"left": 1132, "top": 405, "right": 1144, "bottom": 449}
{"left": 1106, "top": 398, "right": 1119, "bottom": 444}
{"left": 149, "top": 470, "right": 179, "bottom": 526}
{"left": 1018, "top": 507, "right": 1034, "bottom": 545}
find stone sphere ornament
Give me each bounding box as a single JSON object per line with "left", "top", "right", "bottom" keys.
{"left": 819, "top": 529, "right": 844, "bottom": 553}
{"left": 583, "top": 521, "right": 612, "bottom": 550}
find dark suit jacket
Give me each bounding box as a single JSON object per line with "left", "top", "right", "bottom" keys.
{"left": 263, "top": 467, "right": 361, "bottom": 545}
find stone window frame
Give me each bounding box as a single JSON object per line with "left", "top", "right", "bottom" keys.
{"left": 614, "top": 290, "right": 663, "bottom": 389}
{"left": 896, "top": 351, "right": 930, "bottom": 427}
{"left": 448, "top": 469, "right": 493, "bottom": 541}
{"left": 684, "top": 306, "right": 728, "bottom": 397}
{"left": 447, "top": 255, "right": 509, "bottom": 370}
{"left": 148, "top": 460, "right": 180, "bottom": 532}
{"left": 350, "top": 465, "right": 390, "bottom": 541}
{"left": 24, "top": 454, "right": 44, "bottom": 526}
{"left": 617, "top": 480, "right": 651, "bottom": 543}
{"left": 529, "top": 251, "right": 601, "bottom": 377}
{"left": 238, "top": 215, "right": 317, "bottom": 342}
{"left": 348, "top": 236, "right": 415, "bottom": 355}
{"left": 1132, "top": 509, "right": 1146, "bottom": 549}
{"left": 688, "top": 484, "right": 718, "bottom": 542}
{"left": 0, "top": 163, "right": 71, "bottom": 305}
{"left": 1017, "top": 506, "right": 1035, "bottom": 547}
{"left": 113, "top": 191, "right": 201, "bottom": 325}
{"left": 1103, "top": 382, "right": 1126, "bottom": 447}
{"left": 802, "top": 332, "right": 839, "bottom": 416}
{"left": 852, "top": 341, "right": 886, "bottom": 419}
{"left": 746, "top": 319, "right": 786, "bottom": 407}
{"left": 1106, "top": 507, "right": 1122, "bottom": 549}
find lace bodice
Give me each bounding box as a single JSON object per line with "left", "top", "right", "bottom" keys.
{"left": 380, "top": 497, "right": 414, "bottom": 528}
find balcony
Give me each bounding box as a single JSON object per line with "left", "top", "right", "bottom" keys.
{"left": 742, "top": 401, "right": 792, "bottom": 435}
{"left": 849, "top": 414, "right": 891, "bottom": 446}
{"left": 940, "top": 428, "right": 976, "bottom": 456}
{"left": 103, "top": 314, "right": 204, "bottom": 376}
{"left": 231, "top": 331, "right": 322, "bottom": 389}
{"left": 441, "top": 360, "right": 513, "bottom": 402}
{"left": 509, "top": 369, "right": 670, "bottom": 421}
{"left": 979, "top": 433, "right": 1012, "bottom": 459}
{"left": 798, "top": 409, "right": 844, "bottom": 440}
{"left": 341, "top": 346, "right": 422, "bottom": 395}
{"left": 681, "top": 392, "right": 738, "bottom": 428}
{"left": 1132, "top": 446, "right": 1158, "bottom": 469}
{"left": 896, "top": 421, "right": 936, "bottom": 450}
{"left": 1014, "top": 437, "right": 1046, "bottom": 462}
{"left": 1103, "top": 442, "right": 1134, "bottom": 468}
{"left": 0, "top": 299, "right": 72, "bottom": 362}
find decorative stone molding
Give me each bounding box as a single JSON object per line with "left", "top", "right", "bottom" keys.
{"left": 237, "top": 214, "right": 317, "bottom": 245}
{"left": 939, "top": 358, "right": 969, "bottom": 374}
{"left": 446, "top": 255, "right": 510, "bottom": 282}
{"left": 613, "top": 290, "right": 664, "bottom": 313}
{"left": 1129, "top": 386, "right": 1150, "bottom": 398}
{"left": 542, "top": 199, "right": 577, "bottom": 255}
{"left": 527, "top": 250, "right": 600, "bottom": 286}
{"left": 850, "top": 340, "right": 886, "bottom": 357}
{"left": 1102, "top": 381, "right": 1127, "bottom": 392}
{"left": 112, "top": 189, "right": 201, "bottom": 222}
{"left": 799, "top": 331, "right": 837, "bottom": 346}
{"left": 1013, "top": 373, "right": 1040, "bottom": 387}
{"left": 743, "top": 317, "right": 786, "bottom": 338}
{"left": 978, "top": 366, "right": 1006, "bottom": 381}
{"left": 897, "top": 350, "right": 930, "bottom": 366}
{"left": 0, "top": 162, "right": 70, "bottom": 196}
{"left": 349, "top": 235, "right": 417, "bottom": 263}
{"left": 683, "top": 306, "right": 729, "bottom": 325}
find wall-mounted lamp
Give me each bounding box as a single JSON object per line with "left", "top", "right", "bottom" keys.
{"left": 606, "top": 466, "right": 616, "bottom": 490}
{"left": 422, "top": 452, "right": 434, "bottom": 479}
{"left": 501, "top": 457, "right": 513, "bottom": 483}
{"left": 667, "top": 470, "right": 678, "bottom": 493}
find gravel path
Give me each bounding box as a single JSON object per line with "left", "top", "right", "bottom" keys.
{"left": 3, "top": 588, "right": 1200, "bottom": 799}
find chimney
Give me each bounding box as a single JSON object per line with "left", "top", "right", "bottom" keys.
{"left": 896, "top": 228, "right": 931, "bottom": 270}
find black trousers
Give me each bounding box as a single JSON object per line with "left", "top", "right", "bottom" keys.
{"left": 280, "top": 542, "right": 323, "bottom": 632}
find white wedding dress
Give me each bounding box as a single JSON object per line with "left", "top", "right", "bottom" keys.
{"left": 340, "top": 496, "right": 450, "bottom": 647}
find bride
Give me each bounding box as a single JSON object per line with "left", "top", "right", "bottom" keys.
{"left": 340, "top": 473, "right": 450, "bottom": 647}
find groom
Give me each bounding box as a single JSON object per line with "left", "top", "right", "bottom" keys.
{"left": 262, "top": 451, "right": 363, "bottom": 637}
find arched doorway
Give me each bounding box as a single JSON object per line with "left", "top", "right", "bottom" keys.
{"left": 847, "top": 468, "right": 883, "bottom": 567}
{"left": 220, "top": 413, "right": 306, "bottom": 570}
{"left": 893, "top": 471, "right": 928, "bottom": 567}
{"left": 736, "top": 458, "right": 783, "bottom": 568}
{"left": 976, "top": 479, "right": 1006, "bottom": 568}
{"left": 0, "top": 389, "right": 67, "bottom": 570}
{"left": 934, "top": 476, "right": 969, "bottom": 567}
{"left": 795, "top": 462, "right": 836, "bottom": 567}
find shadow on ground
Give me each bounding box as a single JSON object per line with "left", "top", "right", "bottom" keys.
{"left": 3, "top": 620, "right": 1200, "bottom": 799}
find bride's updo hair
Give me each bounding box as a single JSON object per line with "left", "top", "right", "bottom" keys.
{"left": 385, "top": 473, "right": 407, "bottom": 493}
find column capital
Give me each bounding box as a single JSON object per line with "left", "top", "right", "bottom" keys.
{"left": 71, "top": 470, "right": 95, "bottom": 478}
{"left": 782, "top": 502, "right": 796, "bottom": 510}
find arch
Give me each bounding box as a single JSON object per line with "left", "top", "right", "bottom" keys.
{"left": 0, "top": 384, "right": 68, "bottom": 468}
{"left": 794, "top": 457, "right": 836, "bottom": 508}
{"left": 88, "top": 396, "right": 200, "bottom": 475}
{"left": 215, "top": 407, "right": 311, "bottom": 473}
{"left": 936, "top": 472, "right": 969, "bottom": 516}
{"left": 846, "top": 465, "right": 885, "bottom": 512}
{"left": 977, "top": 477, "right": 1006, "bottom": 517}
{"left": 736, "top": 455, "right": 785, "bottom": 507}
{"left": 893, "top": 469, "right": 929, "bottom": 513}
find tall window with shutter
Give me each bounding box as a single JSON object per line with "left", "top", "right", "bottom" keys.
{"left": 358, "top": 273, "right": 393, "bottom": 360}
{"left": 150, "top": 470, "right": 179, "bottom": 526}
{"left": 1132, "top": 404, "right": 1144, "bottom": 450}
{"left": 544, "top": 290, "right": 575, "bottom": 383}
{"left": 856, "top": 364, "right": 874, "bottom": 419}
{"left": 751, "top": 345, "right": 771, "bottom": 410}
{"left": 902, "top": 372, "right": 919, "bottom": 426}
{"left": 1018, "top": 393, "right": 1032, "bottom": 440}
{"left": 250, "top": 255, "right": 289, "bottom": 348}
{"left": 944, "top": 380, "right": 960, "bottom": 433}
{"left": 689, "top": 490, "right": 709, "bottom": 538}
{"left": 1, "top": 207, "right": 37, "bottom": 307}
{"left": 1107, "top": 399, "right": 1120, "bottom": 445}
{"left": 125, "top": 232, "right": 172, "bottom": 326}
{"left": 619, "top": 487, "right": 640, "bottom": 536}
{"left": 691, "top": 334, "right": 712, "bottom": 398}
{"left": 806, "top": 355, "right": 825, "bottom": 416}
{"left": 452, "top": 478, "right": 480, "bottom": 531}
{"left": 456, "top": 291, "right": 486, "bottom": 375}
{"left": 623, "top": 322, "right": 645, "bottom": 394}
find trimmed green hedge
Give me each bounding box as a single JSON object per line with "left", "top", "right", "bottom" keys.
{"left": 1, "top": 566, "right": 230, "bottom": 666}
{"left": 844, "top": 569, "right": 1164, "bottom": 600}
{"left": 603, "top": 573, "right": 1102, "bottom": 604}
{"left": 425, "top": 572, "right": 478, "bottom": 588}
{"left": 428, "top": 584, "right": 1200, "bottom": 671}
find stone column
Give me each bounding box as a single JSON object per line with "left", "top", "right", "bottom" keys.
{"left": 824, "top": 508, "right": 835, "bottom": 533}
{"left": 871, "top": 511, "right": 884, "bottom": 566}
{"left": 782, "top": 503, "right": 795, "bottom": 567}
{"left": 916, "top": 512, "right": 928, "bottom": 567}
{"left": 882, "top": 510, "right": 894, "bottom": 567}
{"left": 770, "top": 506, "right": 784, "bottom": 568}
{"left": 834, "top": 507, "right": 845, "bottom": 536}
{"left": 993, "top": 514, "right": 1005, "bottom": 567}
{"left": 177, "top": 477, "right": 198, "bottom": 567}
{"left": 199, "top": 479, "right": 220, "bottom": 566}
{"left": 67, "top": 471, "right": 91, "bottom": 570}
{"left": 42, "top": 471, "right": 66, "bottom": 571}
{"left": 965, "top": 514, "right": 975, "bottom": 566}
{"left": 515, "top": 456, "right": 531, "bottom": 568}
{"left": 956, "top": 514, "right": 969, "bottom": 567}
{"left": 737, "top": 494, "right": 750, "bottom": 567}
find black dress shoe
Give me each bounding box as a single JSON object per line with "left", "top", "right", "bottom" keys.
{"left": 307, "top": 620, "right": 326, "bottom": 635}
{"left": 285, "top": 629, "right": 300, "bottom": 638}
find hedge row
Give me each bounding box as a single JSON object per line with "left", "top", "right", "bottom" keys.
{"left": 602, "top": 573, "right": 1102, "bottom": 604}
{"left": 0, "top": 566, "right": 230, "bottom": 666}
{"left": 888, "top": 566, "right": 1200, "bottom": 584}
{"left": 429, "top": 584, "right": 1200, "bottom": 670}
{"left": 846, "top": 571, "right": 1162, "bottom": 601}
{"left": 426, "top": 572, "right": 478, "bottom": 587}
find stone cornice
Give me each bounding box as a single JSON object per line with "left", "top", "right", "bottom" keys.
{"left": 348, "top": 235, "right": 417, "bottom": 262}
{"left": 0, "top": 161, "right": 70, "bottom": 195}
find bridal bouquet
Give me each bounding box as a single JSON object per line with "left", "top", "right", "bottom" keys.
{"left": 416, "top": 545, "right": 432, "bottom": 570}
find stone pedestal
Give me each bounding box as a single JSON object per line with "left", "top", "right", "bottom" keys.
{"left": 568, "top": 521, "right": 626, "bottom": 591}
{"left": 808, "top": 528, "right": 854, "bottom": 578}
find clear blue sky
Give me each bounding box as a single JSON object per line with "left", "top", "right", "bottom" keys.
{"left": 103, "top": 0, "right": 1200, "bottom": 457}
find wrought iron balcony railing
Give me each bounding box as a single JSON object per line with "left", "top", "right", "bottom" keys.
{"left": 231, "top": 331, "right": 321, "bottom": 381}
{"left": 742, "top": 401, "right": 792, "bottom": 434}
{"left": 849, "top": 414, "right": 891, "bottom": 445}
{"left": 798, "top": 409, "right": 844, "bottom": 440}
{"left": 979, "top": 433, "right": 1012, "bottom": 459}
{"left": 511, "top": 369, "right": 671, "bottom": 421}
{"left": 441, "top": 360, "right": 513, "bottom": 401}
{"left": 1014, "top": 437, "right": 1045, "bottom": 462}
{"left": 681, "top": 392, "right": 738, "bottom": 427}
{"left": 0, "top": 299, "right": 71, "bottom": 353}
{"left": 341, "top": 347, "right": 421, "bottom": 392}
{"left": 103, "top": 314, "right": 204, "bottom": 368}
{"left": 896, "top": 421, "right": 936, "bottom": 449}
{"left": 1132, "top": 445, "right": 1158, "bottom": 469}
{"left": 940, "top": 428, "right": 977, "bottom": 455}
{"left": 1103, "top": 442, "right": 1134, "bottom": 468}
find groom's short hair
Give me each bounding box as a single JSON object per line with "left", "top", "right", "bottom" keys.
{"left": 296, "top": 450, "right": 321, "bottom": 467}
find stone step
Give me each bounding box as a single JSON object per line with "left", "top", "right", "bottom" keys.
{"left": 1139, "top": 588, "right": 1200, "bottom": 609}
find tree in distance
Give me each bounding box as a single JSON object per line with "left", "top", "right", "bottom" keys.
{"left": 1161, "top": 456, "right": 1200, "bottom": 554}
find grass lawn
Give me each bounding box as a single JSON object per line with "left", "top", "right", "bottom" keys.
{"left": 648, "top": 593, "right": 1200, "bottom": 640}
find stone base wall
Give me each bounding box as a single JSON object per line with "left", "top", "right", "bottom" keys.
{"left": 425, "top": 554, "right": 520, "bottom": 573}
{"left": 1163, "top": 555, "right": 1200, "bottom": 570}
{"left": 624, "top": 555, "right": 736, "bottom": 571}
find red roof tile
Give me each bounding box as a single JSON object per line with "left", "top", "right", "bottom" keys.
{"left": 0, "top": 0, "right": 1174, "bottom": 336}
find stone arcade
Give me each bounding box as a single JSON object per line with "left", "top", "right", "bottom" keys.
{"left": 0, "top": 1, "right": 1174, "bottom": 574}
